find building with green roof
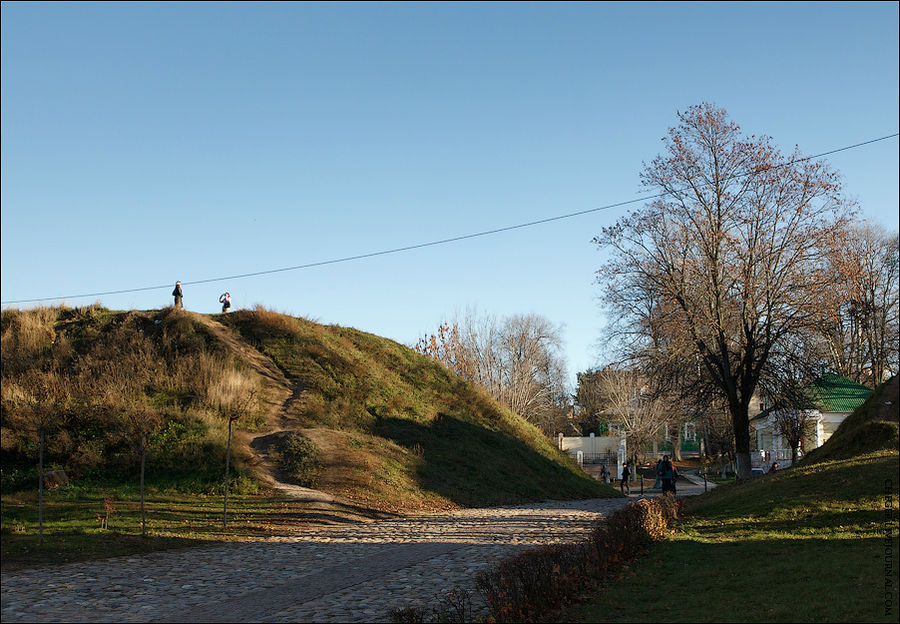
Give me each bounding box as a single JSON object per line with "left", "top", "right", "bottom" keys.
{"left": 750, "top": 373, "right": 873, "bottom": 468}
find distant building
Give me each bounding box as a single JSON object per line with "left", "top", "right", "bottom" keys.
{"left": 750, "top": 373, "right": 872, "bottom": 468}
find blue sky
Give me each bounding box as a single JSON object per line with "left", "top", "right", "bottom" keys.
{"left": 2, "top": 2, "right": 898, "bottom": 387}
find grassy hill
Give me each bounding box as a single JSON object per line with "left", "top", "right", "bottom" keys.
{"left": 562, "top": 378, "right": 899, "bottom": 623}
{"left": 801, "top": 375, "right": 899, "bottom": 465}
{"left": 1, "top": 305, "right": 612, "bottom": 517}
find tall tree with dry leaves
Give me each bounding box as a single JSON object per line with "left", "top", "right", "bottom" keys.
{"left": 820, "top": 223, "right": 899, "bottom": 386}
{"left": 595, "top": 103, "right": 853, "bottom": 477}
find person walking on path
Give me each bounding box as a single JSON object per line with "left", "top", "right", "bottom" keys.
{"left": 172, "top": 281, "right": 183, "bottom": 309}
{"left": 599, "top": 464, "right": 609, "bottom": 484}
{"left": 620, "top": 461, "right": 631, "bottom": 494}
{"left": 658, "top": 454, "right": 676, "bottom": 495}
{"left": 219, "top": 292, "right": 232, "bottom": 313}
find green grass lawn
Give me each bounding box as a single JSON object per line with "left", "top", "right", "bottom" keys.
{"left": 562, "top": 450, "right": 899, "bottom": 623}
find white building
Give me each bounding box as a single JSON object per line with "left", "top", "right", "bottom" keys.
{"left": 750, "top": 373, "right": 872, "bottom": 469}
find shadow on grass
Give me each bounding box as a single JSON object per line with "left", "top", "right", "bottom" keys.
{"left": 1, "top": 531, "right": 204, "bottom": 572}
{"left": 686, "top": 506, "right": 886, "bottom": 540}
{"left": 682, "top": 453, "right": 899, "bottom": 521}
{"left": 373, "top": 413, "right": 613, "bottom": 507}
{"left": 0, "top": 493, "right": 392, "bottom": 572}
{"left": 568, "top": 535, "right": 896, "bottom": 623}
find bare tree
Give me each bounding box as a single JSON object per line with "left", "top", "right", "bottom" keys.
{"left": 761, "top": 368, "right": 820, "bottom": 464}
{"left": 821, "top": 224, "right": 899, "bottom": 386}
{"left": 215, "top": 384, "right": 258, "bottom": 529}
{"left": 417, "top": 311, "right": 569, "bottom": 435}
{"left": 595, "top": 103, "right": 853, "bottom": 477}
{"left": 118, "top": 397, "right": 162, "bottom": 537}
{"left": 699, "top": 400, "right": 736, "bottom": 469}
{"left": 772, "top": 408, "right": 817, "bottom": 464}
{"left": 97, "top": 360, "right": 163, "bottom": 538}
{"left": 594, "top": 367, "right": 665, "bottom": 464}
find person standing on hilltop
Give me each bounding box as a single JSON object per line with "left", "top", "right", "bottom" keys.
{"left": 219, "top": 292, "right": 231, "bottom": 313}
{"left": 172, "top": 281, "right": 183, "bottom": 309}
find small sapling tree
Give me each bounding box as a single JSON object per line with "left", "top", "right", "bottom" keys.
{"left": 208, "top": 370, "right": 260, "bottom": 529}
{"left": 3, "top": 370, "right": 67, "bottom": 546}
{"left": 119, "top": 396, "right": 162, "bottom": 537}
{"left": 221, "top": 389, "right": 258, "bottom": 529}
{"left": 101, "top": 367, "right": 163, "bottom": 538}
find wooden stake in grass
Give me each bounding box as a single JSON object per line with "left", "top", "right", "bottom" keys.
{"left": 222, "top": 390, "right": 257, "bottom": 529}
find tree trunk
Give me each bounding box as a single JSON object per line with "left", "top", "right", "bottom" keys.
{"left": 735, "top": 452, "right": 751, "bottom": 479}
{"left": 39, "top": 426, "right": 44, "bottom": 547}
{"left": 223, "top": 419, "right": 233, "bottom": 529}
{"left": 673, "top": 426, "right": 682, "bottom": 461}
{"left": 730, "top": 403, "right": 752, "bottom": 478}
{"left": 140, "top": 446, "right": 146, "bottom": 537}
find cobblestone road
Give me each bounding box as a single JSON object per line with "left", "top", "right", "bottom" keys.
{"left": 1, "top": 497, "right": 634, "bottom": 623}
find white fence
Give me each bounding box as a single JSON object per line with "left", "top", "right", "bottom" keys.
{"left": 557, "top": 434, "right": 626, "bottom": 478}
{"left": 752, "top": 448, "right": 799, "bottom": 470}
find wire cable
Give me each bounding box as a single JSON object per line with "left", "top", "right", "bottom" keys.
{"left": 3, "top": 132, "right": 897, "bottom": 305}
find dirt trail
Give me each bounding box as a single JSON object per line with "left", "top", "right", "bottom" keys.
{"left": 192, "top": 314, "right": 358, "bottom": 510}
{"left": 192, "top": 313, "right": 290, "bottom": 389}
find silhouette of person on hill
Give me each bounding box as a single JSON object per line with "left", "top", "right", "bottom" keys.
{"left": 172, "top": 281, "right": 183, "bottom": 309}
{"left": 600, "top": 464, "right": 609, "bottom": 484}
{"left": 219, "top": 292, "right": 231, "bottom": 313}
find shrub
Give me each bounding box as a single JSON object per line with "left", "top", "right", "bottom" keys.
{"left": 388, "top": 586, "right": 475, "bottom": 623}
{"left": 472, "top": 496, "right": 680, "bottom": 623}
{"left": 389, "top": 497, "right": 681, "bottom": 622}
{"left": 591, "top": 495, "right": 679, "bottom": 561}
{"left": 475, "top": 542, "right": 597, "bottom": 622}
{"left": 276, "top": 432, "right": 320, "bottom": 487}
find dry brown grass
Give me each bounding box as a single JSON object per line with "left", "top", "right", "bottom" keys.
{"left": 1, "top": 307, "right": 63, "bottom": 374}
{"left": 2, "top": 306, "right": 267, "bottom": 492}
{"left": 251, "top": 304, "right": 304, "bottom": 334}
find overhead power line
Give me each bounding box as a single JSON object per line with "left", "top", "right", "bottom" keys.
{"left": 3, "top": 132, "right": 898, "bottom": 305}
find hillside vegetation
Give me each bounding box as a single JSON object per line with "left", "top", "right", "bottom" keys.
{"left": 801, "top": 375, "right": 899, "bottom": 465}
{"left": 1, "top": 305, "right": 612, "bottom": 515}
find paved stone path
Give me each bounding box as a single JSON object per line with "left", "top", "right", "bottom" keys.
{"left": 1, "top": 497, "right": 635, "bottom": 623}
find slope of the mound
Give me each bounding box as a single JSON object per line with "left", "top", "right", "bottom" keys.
{"left": 801, "top": 375, "right": 899, "bottom": 466}
{"left": 1, "top": 305, "right": 615, "bottom": 513}
{"left": 217, "top": 308, "right": 616, "bottom": 511}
